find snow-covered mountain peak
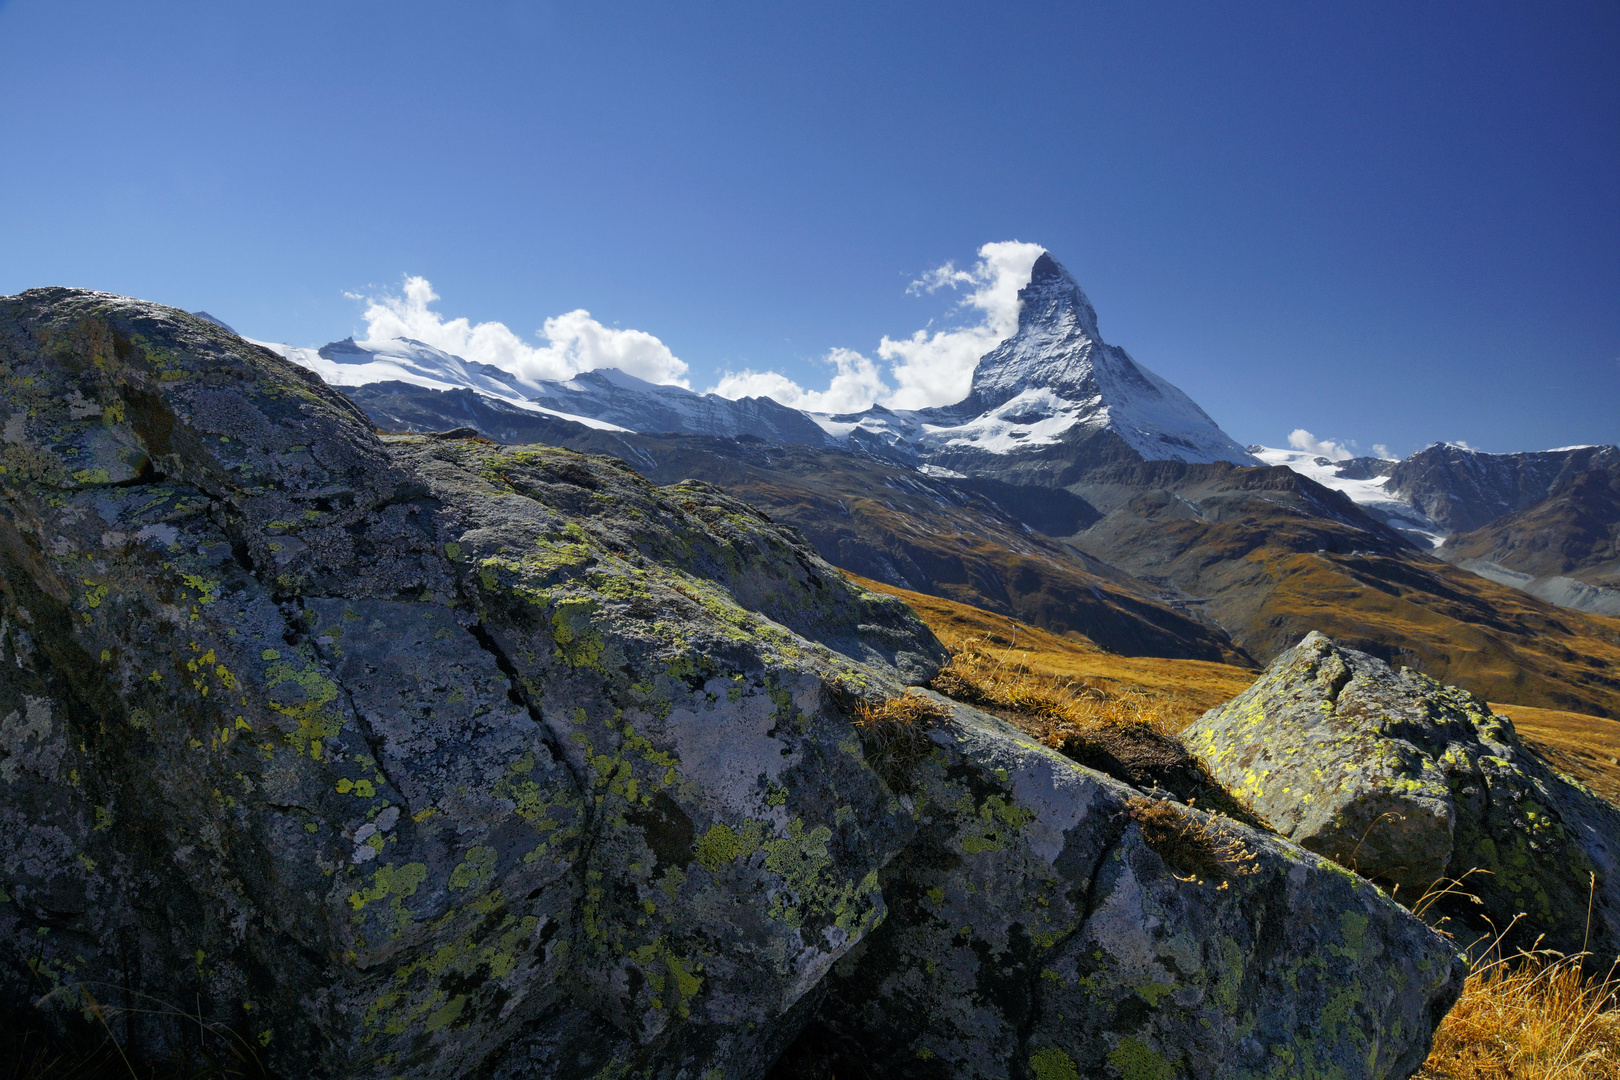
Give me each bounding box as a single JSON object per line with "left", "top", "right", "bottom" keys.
{"left": 938, "top": 252, "right": 1254, "bottom": 466}
{"left": 1018, "top": 252, "right": 1101, "bottom": 338}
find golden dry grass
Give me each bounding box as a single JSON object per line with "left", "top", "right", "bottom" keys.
{"left": 1418, "top": 951, "right": 1620, "bottom": 1079}
{"left": 848, "top": 573, "right": 1257, "bottom": 731}
{"left": 848, "top": 692, "right": 952, "bottom": 793}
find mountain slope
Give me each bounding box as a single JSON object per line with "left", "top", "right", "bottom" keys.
{"left": 1384, "top": 442, "right": 1619, "bottom": 534}
{"left": 1440, "top": 463, "right": 1620, "bottom": 615}
{"left": 481, "top": 424, "right": 1247, "bottom": 663}
{"left": 1060, "top": 462, "right": 1620, "bottom": 717}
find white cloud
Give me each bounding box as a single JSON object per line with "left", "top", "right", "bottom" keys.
{"left": 1287, "top": 428, "right": 1358, "bottom": 461}
{"left": 1446, "top": 439, "right": 1475, "bottom": 451}
{"left": 359, "top": 276, "right": 689, "bottom": 387}
{"left": 708, "top": 240, "right": 1046, "bottom": 413}
{"left": 1372, "top": 443, "right": 1394, "bottom": 460}
{"left": 710, "top": 348, "right": 889, "bottom": 414}
{"left": 879, "top": 240, "right": 1046, "bottom": 410}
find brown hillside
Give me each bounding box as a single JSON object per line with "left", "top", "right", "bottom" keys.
{"left": 522, "top": 432, "right": 1247, "bottom": 663}
{"left": 1065, "top": 464, "right": 1620, "bottom": 718}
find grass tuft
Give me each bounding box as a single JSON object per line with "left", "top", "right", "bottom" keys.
{"left": 1125, "top": 796, "right": 1260, "bottom": 883}
{"left": 1418, "top": 951, "right": 1620, "bottom": 1079}
{"left": 850, "top": 692, "right": 952, "bottom": 794}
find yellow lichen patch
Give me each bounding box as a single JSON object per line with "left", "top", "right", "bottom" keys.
{"left": 265, "top": 657, "right": 343, "bottom": 757}
{"left": 362, "top": 888, "right": 544, "bottom": 1040}
{"left": 550, "top": 598, "right": 606, "bottom": 669}
{"left": 694, "top": 823, "right": 757, "bottom": 871}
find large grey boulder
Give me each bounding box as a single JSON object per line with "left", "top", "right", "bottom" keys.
{"left": 0, "top": 289, "right": 1463, "bottom": 1079}
{"left": 1185, "top": 631, "right": 1620, "bottom": 957}
{"left": 802, "top": 694, "right": 1464, "bottom": 1080}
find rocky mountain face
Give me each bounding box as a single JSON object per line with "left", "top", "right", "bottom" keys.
{"left": 1440, "top": 462, "right": 1620, "bottom": 616}
{"left": 1384, "top": 442, "right": 1620, "bottom": 535}
{"left": 250, "top": 388, "right": 1249, "bottom": 665}
{"left": 0, "top": 289, "right": 1468, "bottom": 1079}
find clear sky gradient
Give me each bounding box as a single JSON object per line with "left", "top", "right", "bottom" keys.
{"left": 1, "top": 1, "right": 1615, "bottom": 456}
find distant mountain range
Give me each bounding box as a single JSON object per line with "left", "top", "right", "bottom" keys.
{"left": 239, "top": 252, "right": 1620, "bottom": 716}
{"left": 1439, "top": 458, "right": 1620, "bottom": 616}
{"left": 256, "top": 254, "right": 1256, "bottom": 470}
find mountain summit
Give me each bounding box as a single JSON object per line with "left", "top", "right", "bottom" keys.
{"left": 958, "top": 252, "right": 1104, "bottom": 410}
{"left": 919, "top": 252, "right": 1256, "bottom": 469}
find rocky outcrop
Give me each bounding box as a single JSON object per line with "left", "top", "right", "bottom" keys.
{"left": 1385, "top": 442, "right": 1619, "bottom": 536}
{"left": 801, "top": 694, "right": 1464, "bottom": 1080}
{"left": 0, "top": 289, "right": 1462, "bottom": 1078}
{"left": 1185, "top": 632, "right": 1620, "bottom": 957}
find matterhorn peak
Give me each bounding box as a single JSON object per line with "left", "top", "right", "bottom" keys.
{"left": 924, "top": 251, "right": 1256, "bottom": 467}
{"left": 1017, "top": 252, "right": 1101, "bottom": 339}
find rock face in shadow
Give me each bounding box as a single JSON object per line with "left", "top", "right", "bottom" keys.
{"left": 0, "top": 289, "right": 1461, "bottom": 1079}
{"left": 1186, "top": 631, "right": 1620, "bottom": 958}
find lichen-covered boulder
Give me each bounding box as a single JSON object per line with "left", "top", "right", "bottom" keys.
{"left": 1185, "top": 631, "right": 1620, "bottom": 956}
{"left": 0, "top": 288, "right": 941, "bottom": 1077}
{"left": 0, "top": 288, "right": 1467, "bottom": 1079}
{"left": 801, "top": 692, "right": 1465, "bottom": 1080}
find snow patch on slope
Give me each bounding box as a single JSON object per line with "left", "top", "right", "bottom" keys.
{"left": 1253, "top": 445, "right": 1445, "bottom": 546}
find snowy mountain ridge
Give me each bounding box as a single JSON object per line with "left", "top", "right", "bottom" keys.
{"left": 1248, "top": 445, "right": 1446, "bottom": 546}
{"left": 256, "top": 251, "right": 1257, "bottom": 471}
{"left": 247, "top": 260, "right": 1614, "bottom": 561}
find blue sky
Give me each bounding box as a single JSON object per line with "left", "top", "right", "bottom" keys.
{"left": 1, "top": 1, "right": 1615, "bottom": 455}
